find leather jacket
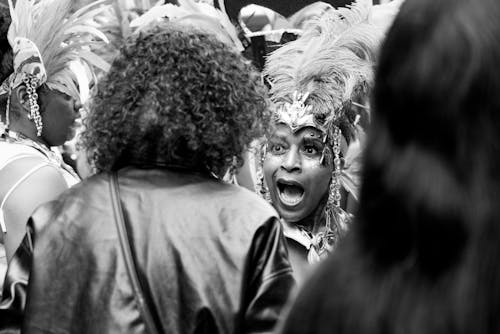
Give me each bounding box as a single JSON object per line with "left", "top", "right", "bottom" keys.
{"left": 0, "top": 167, "right": 295, "bottom": 333}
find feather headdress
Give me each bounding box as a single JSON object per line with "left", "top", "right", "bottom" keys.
{"left": 130, "top": 0, "right": 243, "bottom": 51}
{"left": 89, "top": 0, "right": 136, "bottom": 65}
{"left": 264, "top": 0, "right": 401, "bottom": 142}
{"left": 4, "top": 0, "right": 110, "bottom": 100}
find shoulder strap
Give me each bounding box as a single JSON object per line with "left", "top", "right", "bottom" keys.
{"left": 0, "top": 154, "right": 40, "bottom": 170}
{"left": 109, "top": 172, "right": 161, "bottom": 334}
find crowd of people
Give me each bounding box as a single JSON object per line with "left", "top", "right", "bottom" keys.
{"left": 0, "top": 0, "right": 499, "bottom": 332}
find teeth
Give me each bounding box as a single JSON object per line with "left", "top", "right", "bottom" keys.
{"left": 279, "top": 185, "right": 304, "bottom": 206}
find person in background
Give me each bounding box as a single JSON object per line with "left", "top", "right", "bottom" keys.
{"left": 259, "top": 0, "right": 400, "bottom": 285}
{"left": 0, "top": 0, "right": 108, "bottom": 288}
{"left": 4, "top": 21, "right": 294, "bottom": 333}
{"left": 278, "top": 0, "right": 500, "bottom": 332}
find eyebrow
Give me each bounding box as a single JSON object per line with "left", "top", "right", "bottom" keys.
{"left": 302, "top": 136, "right": 324, "bottom": 145}
{"left": 270, "top": 132, "right": 289, "bottom": 141}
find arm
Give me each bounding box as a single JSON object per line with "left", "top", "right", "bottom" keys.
{"left": 241, "top": 217, "right": 296, "bottom": 334}
{"left": 0, "top": 157, "right": 68, "bottom": 261}
{"left": 0, "top": 227, "right": 33, "bottom": 333}
{"left": 0, "top": 198, "right": 59, "bottom": 333}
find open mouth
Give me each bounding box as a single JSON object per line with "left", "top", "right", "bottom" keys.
{"left": 276, "top": 179, "right": 305, "bottom": 207}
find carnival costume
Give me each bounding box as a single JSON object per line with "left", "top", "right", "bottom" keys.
{"left": 0, "top": 0, "right": 109, "bottom": 291}
{"left": 261, "top": 0, "right": 401, "bottom": 265}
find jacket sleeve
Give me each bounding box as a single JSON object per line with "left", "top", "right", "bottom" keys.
{"left": 240, "top": 217, "right": 296, "bottom": 334}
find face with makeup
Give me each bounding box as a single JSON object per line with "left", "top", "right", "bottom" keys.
{"left": 263, "top": 124, "right": 333, "bottom": 223}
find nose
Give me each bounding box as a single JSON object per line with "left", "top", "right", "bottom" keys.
{"left": 74, "top": 100, "right": 83, "bottom": 116}
{"left": 281, "top": 147, "right": 301, "bottom": 173}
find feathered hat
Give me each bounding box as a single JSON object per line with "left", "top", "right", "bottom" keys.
{"left": 0, "top": 0, "right": 110, "bottom": 136}
{"left": 262, "top": 0, "right": 401, "bottom": 257}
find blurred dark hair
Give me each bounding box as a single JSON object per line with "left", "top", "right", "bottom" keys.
{"left": 0, "top": 5, "right": 12, "bottom": 110}
{"left": 81, "top": 22, "right": 271, "bottom": 175}
{"left": 0, "top": 5, "right": 12, "bottom": 82}
{"left": 279, "top": 0, "right": 500, "bottom": 333}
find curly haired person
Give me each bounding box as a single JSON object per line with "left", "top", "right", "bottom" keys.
{"left": 2, "top": 22, "right": 294, "bottom": 333}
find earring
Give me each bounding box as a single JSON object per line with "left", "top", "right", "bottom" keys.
{"left": 323, "top": 126, "right": 343, "bottom": 244}
{"left": 256, "top": 142, "right": 271, "bottom": 201}
{"left": 23, "top": 76, "right": 43, "bottom": 136}
{"left": 330, "top": 126, "right": 342, "bottom": 208}
{"left": 324, "top": 126, "right": 342, "bottom": 222}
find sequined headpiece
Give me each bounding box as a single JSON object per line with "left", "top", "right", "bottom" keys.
{"left": 274, "top": 91, "right": 321, "bottom": 133}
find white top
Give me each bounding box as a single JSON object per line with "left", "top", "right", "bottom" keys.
{"left": 0, "top": 141, "right": 79, "bottom": 185}
{"left": 0, "top": 140, "right": 79, "bottom": 288}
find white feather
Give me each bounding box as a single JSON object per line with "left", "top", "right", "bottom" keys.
{"left": 131, "top": 0, "right": 243, "bottom": 51}
{"left": 7, "top": 0, "right": 111, "bottom": 99}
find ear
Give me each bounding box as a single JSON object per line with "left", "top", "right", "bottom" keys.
{"left": 13, "top": 85, "right": 31, "bottom": 113}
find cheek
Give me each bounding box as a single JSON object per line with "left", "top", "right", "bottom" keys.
{"left": 263, "top": 156, "right": 279, "bottom": 185}
{"left": 44, "top": 100, "right": 68, "bottom": 119}
{"left": 60, "top": 100, "right": 75, "bottom": 118}
{"left": 303, "top": 160, "right": 332, "bottom": 193}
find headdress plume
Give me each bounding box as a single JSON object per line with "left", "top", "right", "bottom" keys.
{"left": 264, "top": 0, "right": 392, "bottom": 141}
{"left": 130, "top": 0, "right": 243, "bottom": 51}
{"left": 6, "top": 0, "right": 111, "bottom": 100}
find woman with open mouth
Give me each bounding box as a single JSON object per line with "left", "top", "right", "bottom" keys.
{"left": 259, "top": 0, "right": 401, "bottom": 285}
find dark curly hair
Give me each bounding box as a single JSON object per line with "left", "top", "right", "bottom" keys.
{"left": 80, "top": 22, "right": 271, "bottom": 175}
